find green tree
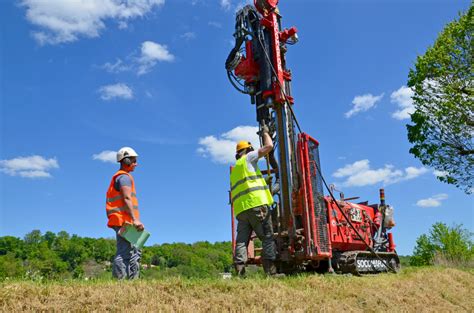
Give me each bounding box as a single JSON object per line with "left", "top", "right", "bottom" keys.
{"left": 0, "top": 236, "right": 24, "bottom": 257}
{"left": 42, "top": 231, "right": 57, "bottom": 248}
{"left": 407, "top": 5, "right": 473, "bottom": 194}
{"left": 410, "top": 223, "right": 473, "bottom": 266}
{"left": 89, "top": 238, "right": 115, "bottom": 262}
{"left": 141, "top": 241, "right": 234, "bottom": 278}
{"left": 25, "top": 242, "right": 69, "bottom": 279}
{"left": 0, "top": 231, "right": 236, "bottom": 279}
{"left": 55, "top": 235, "right": 87, "bottom": 272}
{"left": 0, "top": 253, "right": 25, "bottom": 279}
{"left": 24, "top": 230, "right": 42, "bottom": 245}
{"left": 410, "top": 234, "right": 434, "bottom": 266}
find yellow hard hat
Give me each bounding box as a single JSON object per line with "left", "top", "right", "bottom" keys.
{"left": 236, "top": 141, "right": 252, "bottom": 152}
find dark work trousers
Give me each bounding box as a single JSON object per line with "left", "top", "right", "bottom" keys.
{"left": 112, "top": 226, "right": 141, "bottom": 279}
{"left": 234, "top": 205, "right": 276, "bottom": 265}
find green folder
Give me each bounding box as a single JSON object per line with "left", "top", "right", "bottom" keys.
{"left": 118, "top": 224, "right": 151, "bottom": 249}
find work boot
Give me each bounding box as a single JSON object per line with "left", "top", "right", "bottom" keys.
{"left": 262, "top": 259, "right": 285, "bottom": 277}
{"left": 234, "top": 264, "right": 246, "bottom": 277}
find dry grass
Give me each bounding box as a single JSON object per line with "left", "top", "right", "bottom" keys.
{"left": 1, "top": 267, "right": 472, "bottom": 312}
{"left": 433, "top": 252, "right": 474, "bottom": 268}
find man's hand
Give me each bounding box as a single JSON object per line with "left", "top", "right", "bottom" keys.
{"left": 133, "top": 219, "right": 145, "bottom": 231}
{"left": 258, "top": 122, "right": 274, "bottom": 158}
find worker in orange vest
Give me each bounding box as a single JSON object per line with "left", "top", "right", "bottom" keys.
{"left": 105, "top": 147, "right": 144, "bottom": 279}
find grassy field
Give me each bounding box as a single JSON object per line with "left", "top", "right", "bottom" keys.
{"left": 1, "top": 267, "right": 472, "bottom": 312}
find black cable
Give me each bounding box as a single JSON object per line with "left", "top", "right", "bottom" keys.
{"left": 227, "top": 71, "right": 248, "bottom": 94}
{"left": 230, "top": 71, "right": 246, "bottom": 88}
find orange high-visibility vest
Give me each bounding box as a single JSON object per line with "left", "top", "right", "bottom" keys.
{"left": 105, "top": 170, "right": 139, "bottom": 227}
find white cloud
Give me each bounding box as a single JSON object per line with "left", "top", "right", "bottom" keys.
{"left": 140, "top": 41, "right": 174, "bottom": 61}
{"left": 404, "top": 166, "right": 429, "bottom": 179}
{"left": 98, "top": 83, "right": 133, "bottom": 100}
{"left": 180, "top": 32, "right": 196, "bottom": 40}
{"left": 219, "top": 0, "right": 252, "bottom": 12}
{"left": 197, "top": 136, "right": 235, "bottom": 164}
{"left": 433, "top": 170, "right": 449, "bottom": 178}
{"left": 117, "top": 20, "right": 128, "bottom": 29}
{"left": 0, "top": 155, "right": 59, "bottom": 178}
{"left": 137, "top": 41, "right": 175, "bottom": 75}
{"left": 101, "top": 41, "right": 174, "bottom": 75}
{"left": 391, "top": 106, "right": 415, "bottom": 120}
{"left": 333, "top": 160, "right": 370, "bottom": 178}
{"left": 220, "top": 0, "right": 231, "bottom": 10}
{"left": 234, "top": 0, "right": 252, "bottom": 11}
{"left": 21, "top": 0, "right": 165, "bottom": 45}
{"left": 102, "top": 58, "right": 130, "bottom": 73}
{"left": 391, "top": 85, "right": 415, "bottom": 120}
{"left": 92, "top": 150, "right": 117, "bottom": 163}
{"left": 208, "top": 21, "right": 222, "bottom": 28}
{"left": 416, "top": 193, "right": 448, "bottom": 208}
{"left": 390, "top": 86, "right": 413, "bottom": 107}
{"left": 197, "top": 126, "right": 260, "bottom": 164}
{"left": 345, "top": 93, "right": 384, "bottom": 118}
{"left": 333, "top": 159, "right": 427, "bottom": 187}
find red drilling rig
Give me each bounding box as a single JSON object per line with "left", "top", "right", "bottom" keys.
{"left": 225, "top": 0, "right": 400, "bottom": 275}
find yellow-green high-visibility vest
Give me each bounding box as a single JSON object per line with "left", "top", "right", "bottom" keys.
{"left": 230, "top": 155, "right": 274, "bottom": 217}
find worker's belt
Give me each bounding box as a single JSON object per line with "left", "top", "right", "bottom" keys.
{"left": 231, "top": 174, "right": 264, "bottom": 191}
{"left": 231, "top": 185, "right": 269, "bottom": 203}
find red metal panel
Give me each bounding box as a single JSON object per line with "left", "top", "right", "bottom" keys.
{"left": 327, "top": 199, "right": 375, "bottom": 251}
{"left": 296, "top": 133, "right": 332, "bottom": 259}
{"left": 296, "top": 135, "right": 313, "bottom": 257}
{"left": 234, "top": 41, "right": 260, "bottom": 83}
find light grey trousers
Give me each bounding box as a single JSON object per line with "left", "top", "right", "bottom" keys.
{"left": 234, "top": 205, "right": 276, "bottom": 265}
{"left": 112, "top": 226, "right": 141, "bottom": 279}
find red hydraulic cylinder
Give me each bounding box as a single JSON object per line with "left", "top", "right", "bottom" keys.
{"left": 388, "top": 233, "right": 396, "bottom": 252}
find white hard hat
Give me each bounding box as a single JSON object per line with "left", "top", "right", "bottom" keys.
{"left": 116, "top": 147, "right": 139, "bottom": 162}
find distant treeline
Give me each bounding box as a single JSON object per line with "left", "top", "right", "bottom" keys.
{"left": 1, "top": 230, "right": 422, "bottom": 280}
{"left": 0, "top": 230, "right": 233, "bottom": 280}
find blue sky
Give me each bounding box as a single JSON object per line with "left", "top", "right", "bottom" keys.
{"left": 1, "top": 0, "right": 472, "bottom": 256}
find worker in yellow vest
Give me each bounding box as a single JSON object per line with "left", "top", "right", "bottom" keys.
{"left": 230, "top": 125, "right": 279, "bottom": 276}
{"left": 105, "top": 147, "right": 144, "bottom": 279}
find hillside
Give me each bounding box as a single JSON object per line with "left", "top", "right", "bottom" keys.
{"left": 1, "top": 267, "right": 472, "bottom": 312}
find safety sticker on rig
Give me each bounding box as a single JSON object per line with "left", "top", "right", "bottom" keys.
{"left": 349, "top": 207, "right": 362, "bottom": 223}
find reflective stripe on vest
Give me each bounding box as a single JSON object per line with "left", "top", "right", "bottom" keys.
{"left": 105, "top": 170, "right": 139, "bottom": 227}
{"left": 231, "top": 185, "right": 270, "bottom": 203}
{"left": 231, "top": 175, "right": 264, "bottom": 191}
{"left": 106, "top": 192, "right": 137, "bottom": 203}
{"left": 106, "top": 205, "right": 139, "bottom": 216}
{"left": 230, "top": 155, "right": 273, "bottom": 217}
